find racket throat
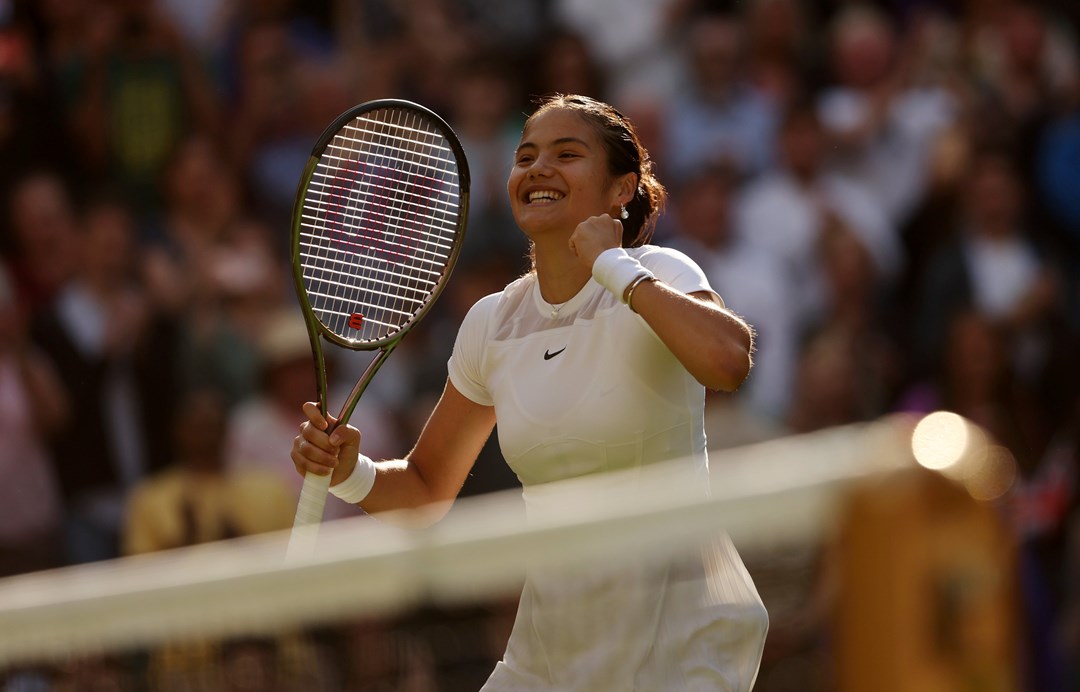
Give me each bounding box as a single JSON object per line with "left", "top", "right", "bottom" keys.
{"left": 333, "top": 344, "right": 397, "bottom": 427}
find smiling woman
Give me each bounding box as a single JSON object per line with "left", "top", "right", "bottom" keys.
{"left": 292, "top": 94, "right": 766, "bottom": 690}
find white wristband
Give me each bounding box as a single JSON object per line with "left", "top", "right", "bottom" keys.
{"left": 328, "top": 453, "right": 377, "bottom": 505}
{"left": 592, "top": 248, "right": 654, "bottom": 303}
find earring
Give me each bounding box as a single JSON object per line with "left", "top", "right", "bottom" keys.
{"left": 620, "top": 205, "right": 629, "bottom": 220}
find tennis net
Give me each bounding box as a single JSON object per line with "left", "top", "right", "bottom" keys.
{"left": 0, "top": 413, "right": 1016, "bottom": 691}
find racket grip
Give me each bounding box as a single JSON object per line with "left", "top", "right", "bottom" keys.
{"left": 294, "top": 471, "right": 332, "bottom": 528}
{"left": 285, "top": 472, "right": 332, "bottom": 562}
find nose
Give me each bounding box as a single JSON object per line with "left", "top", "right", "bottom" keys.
{"left": 526, "top": 153, "right": 553, "bottom": 179}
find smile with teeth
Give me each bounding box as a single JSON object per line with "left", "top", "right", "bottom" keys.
{"left": 527, "top": 190, "right": 564, "bottom": 204}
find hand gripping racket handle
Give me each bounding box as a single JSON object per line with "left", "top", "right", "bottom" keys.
{"left": 285, "top": 350, "right": 390, "bottom": 561}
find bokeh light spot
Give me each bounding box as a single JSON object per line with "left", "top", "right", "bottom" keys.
{"left": 911, "top": 411, "right": 969, "bottom": 471}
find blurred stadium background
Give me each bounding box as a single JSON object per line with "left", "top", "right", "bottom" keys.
{"left": 0, "top": 0, "right": 1078, "bottom": 690}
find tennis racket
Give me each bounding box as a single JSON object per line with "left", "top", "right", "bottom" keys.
{"left": 287, "top": 99, "right": 469, "bottom": 555}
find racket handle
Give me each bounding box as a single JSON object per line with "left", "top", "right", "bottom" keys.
{"left": 285, "top": 471, "right": 332, "bottom": 561}
{"left": 294, "top": 470, "right": 332, "bottom": 526}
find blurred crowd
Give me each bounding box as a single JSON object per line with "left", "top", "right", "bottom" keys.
{"left": 0, "top": 0, "right": 1079, "bottom": 689}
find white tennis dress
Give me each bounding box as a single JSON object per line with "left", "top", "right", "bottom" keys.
{"left": 448, "top": 246, "right": 768, "bottom": 691}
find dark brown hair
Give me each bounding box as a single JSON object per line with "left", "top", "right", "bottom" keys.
{"left": 526, "top": 94, "right": 666, "bottom": 247}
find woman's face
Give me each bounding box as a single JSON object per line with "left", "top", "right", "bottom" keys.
{"left": 507, "top": 108, "right": 628, "bottom": 240}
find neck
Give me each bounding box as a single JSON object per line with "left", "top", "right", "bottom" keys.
{"left": 532, "top": 237, "right": 592, "bottom": 305}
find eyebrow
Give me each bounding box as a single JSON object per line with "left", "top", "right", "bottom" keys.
{"left": 515, "top": 136, "right": 593, "bottom": 155}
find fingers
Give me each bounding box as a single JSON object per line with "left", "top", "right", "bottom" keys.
{"left": 291, "top": 427, "right": 336, "bottom": 477}
{"left": 293, "top": 415, "right": 341, "bottom": 474}
{"left": 292, "top": 409, "right": 364, "bottom": 480}
{"left": 569, "top": 215, "right": 622, "bottom": 266}
{"left": 301, "top": 401, "right": 329, "bottom": 431}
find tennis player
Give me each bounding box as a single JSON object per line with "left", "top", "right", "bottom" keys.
{"left": 293, "top": 94, "right": 768, "bottom": 690}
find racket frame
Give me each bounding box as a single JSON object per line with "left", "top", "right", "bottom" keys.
{"left": 286, "top": 99, "right": 469, "bottom": 552}
{"left": 289, "top": 98, "right": 470, "bottom": 430}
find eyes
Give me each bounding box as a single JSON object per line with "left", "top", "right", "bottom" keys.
{"left": 514, "top": 150, "right": 583, "bottom": 166}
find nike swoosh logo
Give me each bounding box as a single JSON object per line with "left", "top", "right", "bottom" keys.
{"left": 543, "top": 347, "right": 566, "bottom": 360}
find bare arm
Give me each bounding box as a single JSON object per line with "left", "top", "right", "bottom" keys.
{"left": 292, "top": 379, "right": 496, "bottom": 525}
{"left": 628, "top": 281, "right": 753, "bottom": 392}
{"left": 570, "top": 214, "right": 754, "bottom": 392}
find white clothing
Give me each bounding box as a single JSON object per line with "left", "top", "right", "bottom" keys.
{"left": 817, "top": 86, "right": 957, "bottom": 224}
{"left": 962, "top": 234, "right": 1041, "bottom": 319}
{"left": 733, "top": 170, "right": 900, "bottom": 323}
{"left": 449, "top": 245, "right": 768, "bottom": 690}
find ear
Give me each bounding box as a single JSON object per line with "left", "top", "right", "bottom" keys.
{"left": 613, "top": 172, "right": 638, "bottom": 207}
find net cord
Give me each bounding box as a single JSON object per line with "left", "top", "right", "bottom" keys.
{"left": 0, "top": 418, "right": 917, "bottom": 667}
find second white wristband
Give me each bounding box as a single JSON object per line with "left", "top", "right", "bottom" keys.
{"left": 328, "top": 453, "right": 377, "bottom": 505}
{"left": 592, "top": 248, "right": 653, "bottom": 303}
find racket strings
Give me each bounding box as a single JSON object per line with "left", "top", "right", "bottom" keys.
{"left": 296, "top": 242, "right": 444, "bottom": 288}
{"left": 299, "top": 106, "right": 463, "bottom": 344}
{"left": 299, "top": 182, "right": 455, "bottom": 261}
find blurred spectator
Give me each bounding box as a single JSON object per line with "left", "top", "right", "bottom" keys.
{"left": 446, "top": 54, "right": 529, "bottom": 272}
{"left": 148, "top": 133, "right": 246, "bottom": 256}
{"left": 123, "top": 386, "right": 293, "bottom": 555}
{"left": 456, "top": 0, "right": 551, "bottom": 65}
{"left": 742, "top": 0, "right": 823, "bottom": 112}
{"left": 654, "top": 10, "right": 779, "bottom": 182}
{"left": 387, "top": 0, "right": 473, "bottom": 115}
{"left": 142, "top": 135, "right": 283, "bottom": 406}
{"left": 552, "top": 0, "right": 685, "bottom": 106}
{"left": 1, "top": 170, "right": 82, "bottom": 314}
{"left": 0, "top": 264, "right": 66, "bottom": 577}
{"left": 0, "top": 4, "right": 76, "bottom": 210}
{"left": 70, "top": 1, "right": 222, "bottom": 215}
{"left": 663, "top": 163, "right": 797, "bottom": 427}
{"left": 224, "top": 1, "right": 344, "bottom": 238}
{"left": 733, "top": 100, "right": 900, "bottom": 416}
{"left": 1009, "top": 392, "right": 1079, "bottom": 692}
{"left": 785, "top": 329, "right": 863, "bottom": 435}
{"left": 967, "top": 1, "right": 1079, "bottom": 180}
{"left": 816, "top": 5, "right": 959, "bottom": 226}
{"left": 527, "top": 27, "right": 607, "bottom": 102}
{"left": 27, "top": 0, "right": 102, "bottom": 118}
{"left": 30, "top": 191, "right": 178, "bottom": 564}
{"left": 813, "top": 220, "right": 903, "bottom": 418}
{"left": 912, "top": 149, "right": 1062, "bottom": 385}
{"left": 1035, "top": 101, "right": 1080, "bottom": 328}
{"left": 332, "top": 0, "right": 410, "bottom": 103}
